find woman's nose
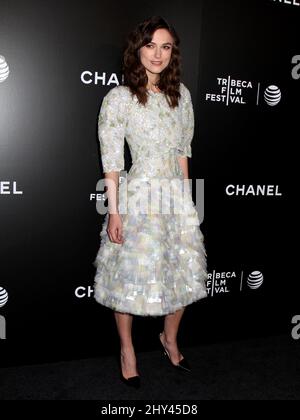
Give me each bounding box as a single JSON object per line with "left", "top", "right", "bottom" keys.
{"left": 154, "top": 48, "right": 161, "bottom": 58}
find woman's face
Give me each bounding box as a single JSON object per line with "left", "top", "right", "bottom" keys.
{"left": 139, "top": 28, "right": 174, "bottom": 78}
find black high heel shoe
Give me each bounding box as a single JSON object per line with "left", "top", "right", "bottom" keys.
{"left": 119, "top": 354, "right": 141, "bottom": 389}
{"left": 119, "top": 372, "right": 141, "bottom": 388}
{"left": 158, "top": 332, "right": 191, "bottom": 372}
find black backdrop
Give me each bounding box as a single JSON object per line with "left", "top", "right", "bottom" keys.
{"left": 0, "top": 0, "right": 298, "bottom": 367}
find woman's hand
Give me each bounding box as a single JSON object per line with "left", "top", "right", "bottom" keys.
{"left": 107, "top": 213, "right": 124, "bottom": 244}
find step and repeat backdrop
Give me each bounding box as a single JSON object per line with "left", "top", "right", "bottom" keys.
{"left": 0, "top": 0, "right": 298, "bottom": 366}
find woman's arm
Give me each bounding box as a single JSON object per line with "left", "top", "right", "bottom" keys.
{"left": 177, "top": 84, "right": 194, "bottom": 180}
{"left": 97, "top": 87, "right": 127, "bottom": 244}
{"left": 104, "top": 171, "right": 120, "bottom": 215}
{"left": 104, "top": 171, "right": 124, "bottom": 244}
{"left": 177, "top": 156, "right": 189, "bottom": 179}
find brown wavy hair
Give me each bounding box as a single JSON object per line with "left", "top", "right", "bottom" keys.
{"left": 122, "top": 15, "right": 182, "bottom": 108}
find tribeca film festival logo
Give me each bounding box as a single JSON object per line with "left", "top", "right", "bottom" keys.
{"left": 205, "top": 50, "right": 300, "bottom": 106}
{"left": 0, "top": 287, "right": 9, "bottom": 340}
{"left": 206, "top": 270, "right": 264, "bottom": 296}
{"left": 205, "top": 76, "right": 282, "bottom": 107}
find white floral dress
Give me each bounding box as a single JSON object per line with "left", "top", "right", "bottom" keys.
{"left": 93, "top": 82, "right": 208, "bottom": 316}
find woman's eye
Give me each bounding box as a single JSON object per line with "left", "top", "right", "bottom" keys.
{"left": 145, "top": 45, "right": 171, "bottom": 49}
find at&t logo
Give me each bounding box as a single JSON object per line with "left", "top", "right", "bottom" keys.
{"left": 0, "top": 287, "right": 8, "bottom": 339}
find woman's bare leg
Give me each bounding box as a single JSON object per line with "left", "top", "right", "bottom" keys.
{"left": 114, "top": 311, "right": 139, "bottom": 378}
{"left": 160, "top": 307, "right": 186, "bottom": 364}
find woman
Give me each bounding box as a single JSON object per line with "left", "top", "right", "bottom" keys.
{"left": 93, "top": 15, "right": 208, "bottom": 388}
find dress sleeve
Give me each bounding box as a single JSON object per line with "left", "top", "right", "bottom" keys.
{"left": 98, "top": 87, "right": 126, "bottom": 173}
{"left": 177, "top": 84, "right": 194, "bottom": 158}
